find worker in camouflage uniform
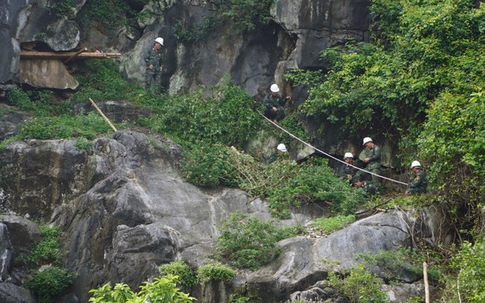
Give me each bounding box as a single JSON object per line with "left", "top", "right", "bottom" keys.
{"left": 339, "top": 152, "right": 358, "bottom": 184}
{"left": 263, "top": 84, "right": 290, "bottom": 123}
{"left": 359, "top": 137, "right": 382, "bottom": 186}
{"left": 405, "top": 160, "right": 428, "bottom": 195}
{"left": 144, "top": 37, "right": 165, "bottom": 94}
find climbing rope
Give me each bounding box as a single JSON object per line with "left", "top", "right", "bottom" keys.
{"left": 258, "top": 112, "right": 408, "bottom": 186}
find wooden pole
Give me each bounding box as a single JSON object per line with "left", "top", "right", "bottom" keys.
{"left": 20, "top": 50, "right": 121, "bottom": 59}
{"left": 64, "top": 47, "right": 88, "bottom": 64}
{"left": 89, "top": 98, "right": 117, "bottom": 132}
{"left": 423, "top": 262, "right": 430, "bottom": 303}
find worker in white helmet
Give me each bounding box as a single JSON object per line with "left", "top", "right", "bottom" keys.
{"left": 144, "top": 37, "right": 165, "bottom": 94}
{"left": 358, "top": 137, "right": 382, "bottom": 187}
{"left": 263, "top": 83, "right": 291, "bottom": 123}
{"left": 269, "top": 143, "right": 290, "bottom": 163}
{"left": 339, "top": 152, "right": 358, "bottom": 184}
{"left": 405, "top": 160, "right": 428, "bottom": 195}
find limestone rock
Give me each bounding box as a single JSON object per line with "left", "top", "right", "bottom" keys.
{"left": 0, "top": 214, "right": 41, "bottom": 257}
{"left": 0, "top": 0, "right": 32, "bottom": 83}
{"left": 0, "top": 108, "right": 32, "bottom": 142}
{"left": 19, "top": 59, "right": 79, "bottom": 89}
{"left": 0, "top": 223, "right": 13, "bottom": 281}
{"left": 0, "top": 282, "right": 35, "bottom": 303}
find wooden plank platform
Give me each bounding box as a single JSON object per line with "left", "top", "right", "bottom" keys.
{"left": 20, "top": 49, "right": 121, "bottom": 60}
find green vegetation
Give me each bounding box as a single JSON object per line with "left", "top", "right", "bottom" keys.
{"left": 27, "top": 266, "right": 73, "bottom": 303}
{"left": 82, "top": 0, "right": 133, "bottom": 29}
{"left": 159, "top": 260, "right": 197, "bottom": 288}
{"left": 284, "top": 1, "right": 485, "bottom": 300}
{"left": 355, "top": 248, "right": 441, "bottom": 282}
{"left": 174, "top": 0, "right": 274, "bottom": 41}
{"left": 28, "top": 225, "right": 63, "bottom": 266}
{"left": 328, "top": 264, "right": 388, "bottom": 303}
{"left": 48, "top": 0, "right": 76, "bottom": 18}
{"left": 139, "top": 82, "right": 262, "bottom": 148}
{"left": 197, "top": 263, "right": 236, "bottom": 284}
{"left": 182, "top": 143, "right": 239, "bottom": 187}
{"left": 215, "top": 212, "right": 303, "bottom": 270}
{"left": 4, "top": 85, "right": 117, "bottom": 144}
{"left": 89, "top": 275, "right": 196, "bottom": 303}
{"left": 267, "top": 158, "right": 365, "bottom": 217}
{"left": 310, "top": 214, "right": 356, "bottom": 235}
{"left": 442, "top": 240, "right": 485, "bottom": 302}
{"left": 25, "top": 225, "right": 72, "bottom": 303}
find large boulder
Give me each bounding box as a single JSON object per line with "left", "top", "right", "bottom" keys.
{"left": 242, "top": 209, "right": 440, "bottom": 302}
{"left": 18, "top": 59, "right": 79, "bottom": 89}
{"left": 0, "top": 282, "right": 35, "bottom": 303}
{"left": 0, "top": 0, "right": 33, "bottom": 83}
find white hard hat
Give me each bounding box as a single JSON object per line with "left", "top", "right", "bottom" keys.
{"left": 344, "top": 152, "right": 354, "bottom": 159}
{"left": 270, "top": 84, "right": 280, "bottom": 93}
{"left": 155, "top": 37, "right": 164, "bottom": 46}
{"left": 277, "top": 143, "right": 287, "bottom": 152}
{"left": 410, "top": 160, "right": 421, "bottom": 168}
{"left": 363, "top": 137, "right": 373, "bottom": 145}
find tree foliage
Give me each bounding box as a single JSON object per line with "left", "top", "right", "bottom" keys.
{"left": 89, "top": 275, "right": 196, "bottom": 303}
{"left": 288, "top": 0, "right": 485, "bottom": 229}
{"left": 215, "top": 212, "right": 303, "bottom": 270}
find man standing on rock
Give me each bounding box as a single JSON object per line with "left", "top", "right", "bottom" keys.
{"left": 144, "top": 37, "right": 165, "bottom": 94}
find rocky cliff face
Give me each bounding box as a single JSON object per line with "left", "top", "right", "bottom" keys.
{"left": 0, "top": 0, "right": 369, "bottom": 96}
{"left": 0, "top": 1, "right": 441, "bottom": 302}
{"left": 0, "top": 118, "right": 450, "bottom": 302}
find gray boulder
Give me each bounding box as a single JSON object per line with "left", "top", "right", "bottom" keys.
{"left": 0, "top": 224, "right": 14, "bottom": 281}
{"left": 0, "top": 214, "right": 41, "bottom": 257}
{"left": 0, "top": 0, "right": 33, "bottom": 83}
{"left": 0, "top": 282, "right": 35, "bottom": 303}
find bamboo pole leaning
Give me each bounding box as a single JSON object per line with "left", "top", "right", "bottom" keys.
{"left": 89, "top": 98, "right": 117, "bottom": 132}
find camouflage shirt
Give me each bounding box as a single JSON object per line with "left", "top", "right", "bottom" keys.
{"left": 359, "top": 144, "right": 381, "bottom": 170}
{"left": 408, "top": 170, "right": 428, "bottom": 194}
{"left": 144, "top": 48, "right": 164, "bottom": 71}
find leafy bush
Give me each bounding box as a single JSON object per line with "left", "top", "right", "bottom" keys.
{"left": 89, "top": 275, "right": 196, "bottom": 303}
{"left": 197, "top": 263, "right": 235, "bottom": 284}
{"left": 181, "top": 143, "right": 238, "bottom": 187}
{"left": 443, "top": 240, "right": 485, "bottom": 302}
{"left": 28, "top": 225, "right": 63, "bottom": 266}
{"left": 268, "top": 158, "right": 365, "bottom": 218}
{"left": 311, "top": 214, "right": 356, "bottom": 235}
{"left": 215, "top": 212, "right": 303, "bottom": 270}
{"left": 159, "top": 260, "right": 197, "bottom": 288}
{"left": 226, "top": 146, "right": 297, "bottom": 201}
{"left": 211, "top": 0, "right": 274, "bottom": 32}
{"left": 328, "top": 264, "right": 388, "bottom": 303}
{"left": 27, "top": 266, "right": 72, "bottom": 303}
{"left": 5, "top": 88, "right": 51, "bottom": 116}
{"left": 174, "top": 0, "right": 273, "bottom": 40}
{"left": 355, "top": 248, "right": 436, "bottom": 282}
{"left": 19, "top": 112, "right": 113, "bottom": 140}
{"left": 140, "top": 81, "right": 262, "bottom": 148}
{"left": 82, "top": 0, "right": 133, "bottom": 29}
{"left": 73, "top": 60, "right": 144, "bottom": 104}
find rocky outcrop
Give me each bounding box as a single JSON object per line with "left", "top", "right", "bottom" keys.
{"left": 0, "top": 0, "right": 32, "bottom": 83}
{"left": 0, "top": 106, "right": 32, "bottom": 141}
{"left": 19, "top": 59, "right": 79, "bottom": 89}
{"left": 0, "top": 282, "right": 35, "bottom": 303}
{"left": 0, "top": 129, "right": 451, "bottom": 302}
{"left": 1, "top": 0, "right": 370, "bottom": 96}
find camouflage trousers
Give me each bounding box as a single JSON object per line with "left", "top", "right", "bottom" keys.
{"left": 145, "top": 70, "right": 162, "bottom": 94}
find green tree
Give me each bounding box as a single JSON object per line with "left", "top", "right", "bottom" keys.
{"left": 88, "top": 274, "right": 196, "bottom": 303}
